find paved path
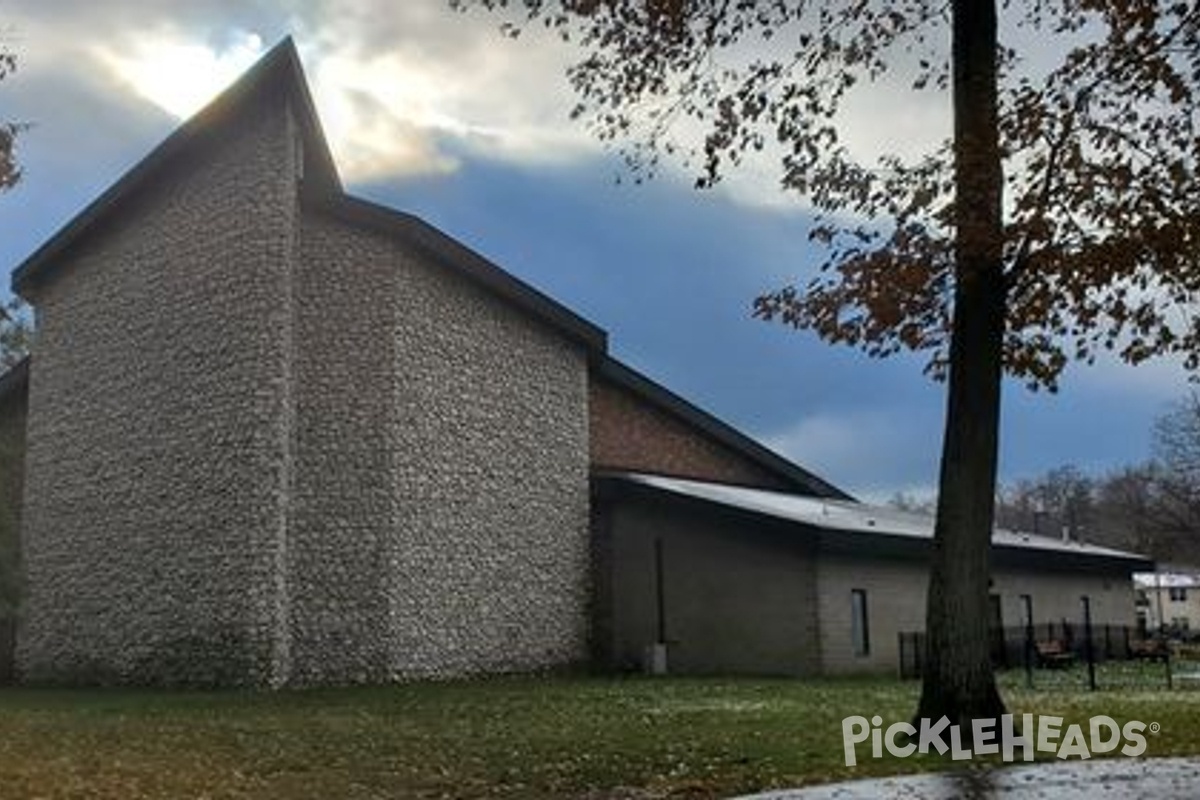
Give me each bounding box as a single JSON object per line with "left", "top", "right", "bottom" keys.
{"left": 734, "top": 757, "right": 1200, "bottom": 799}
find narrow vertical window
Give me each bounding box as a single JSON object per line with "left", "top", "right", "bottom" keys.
{"left": 851, "top": 589, "right": 870, "bottom": 657}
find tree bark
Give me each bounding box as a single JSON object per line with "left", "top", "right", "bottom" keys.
{"left": 915, "top": 0, "right": 1008, "bottom": 726}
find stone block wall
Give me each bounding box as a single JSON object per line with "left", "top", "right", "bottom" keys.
{"left": 14, "top": 61, "right": 592, "bottom": 687}
{"left": 292, "top": 208, "right": 591, "bottom": 682}
{"left": 15, "top": 96, "right": 301, "bottom": 685}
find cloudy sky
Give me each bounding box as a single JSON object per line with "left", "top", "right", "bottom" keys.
{"left": 0, "top": 2, "right": 1190, "bottom": 501}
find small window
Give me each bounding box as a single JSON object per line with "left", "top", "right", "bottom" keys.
{"left": 851, "top": 589, "right": 870, "bottom": 657}
{"left": 1170, "top": 587, "right": 1188, "bottom": 602}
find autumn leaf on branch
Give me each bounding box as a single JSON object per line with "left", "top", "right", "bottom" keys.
{"left": 456, "top": 0, "right": 1199, "bottom": 392}
{"left": 0, "top": 43, "right": 23, "bottom": 193}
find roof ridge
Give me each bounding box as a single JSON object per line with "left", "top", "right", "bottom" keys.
{"left": 11, "top": 37, "right": 338, "bottom": 294}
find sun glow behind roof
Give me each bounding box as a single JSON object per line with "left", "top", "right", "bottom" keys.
{"left": 97, "top": 30, "right": 471, "bottom": 182}
{"left": 102, "top": 31, "right": 266, "bottom": 121}
{"left": 94, "top": 24, "right": 601, "bottom": 184}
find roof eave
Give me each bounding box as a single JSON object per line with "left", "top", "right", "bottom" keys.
{"left": 300, "top": 188, "right": 608, "bottom": 355}
{"left": 594, "top": 357, "right": 855, "bottom": 500}
{"left": 596, "top": 472, "right": 1153, "bottom": 571}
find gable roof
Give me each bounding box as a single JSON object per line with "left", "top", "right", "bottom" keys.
{"left": 601, "top": 472, "right": 1154, "bottom": 571}
{"left": 7, "top": 36, "right": 853, "bottom": 501}
{"left": 12, "top": 37, "right": 339, "bottom": 295}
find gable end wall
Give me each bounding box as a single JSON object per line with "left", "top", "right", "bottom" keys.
{"left": 16, "top": 96, "right": 301, "bottom": 686}
{"left": 290, "top": 207, "right": 592, "bottom": 682}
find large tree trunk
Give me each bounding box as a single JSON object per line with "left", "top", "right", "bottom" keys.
{"left": 915, "top": 0, "right": 1008, "bottom": 726}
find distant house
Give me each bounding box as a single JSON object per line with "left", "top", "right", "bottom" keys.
{"left": 0, "top": 39, "right": 1153, "bottom": 686}
{"left": 1134, "top": 569, "right": 1200, "bottom": 636}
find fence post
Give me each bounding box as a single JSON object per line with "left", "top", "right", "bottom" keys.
{"left": 1166, "top": 635, "right": 1173, "bottom": 690}
{"left": 1082, "top": 597, "right": 1096, "bottom": 691}
{"left": 1024, "top": 619, "right": 1034, "bottom": 689}
{"left": 898, "top": 632, "right": 920, "bottom": 680}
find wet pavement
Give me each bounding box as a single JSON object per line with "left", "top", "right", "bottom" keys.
{"left": 734, "top": 757, "right": 1200, "bottom": 799}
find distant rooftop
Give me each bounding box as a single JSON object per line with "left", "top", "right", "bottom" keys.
{"left": 1134, "top": 571, "right": 1200, "bottom": 589}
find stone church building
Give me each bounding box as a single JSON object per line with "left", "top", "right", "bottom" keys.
{"left": 0, "top": 40, "right": 1148, "bottom": 686}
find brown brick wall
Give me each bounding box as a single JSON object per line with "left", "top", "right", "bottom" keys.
{"left": 589, "top": 375, "right": 791, "bottom": 490}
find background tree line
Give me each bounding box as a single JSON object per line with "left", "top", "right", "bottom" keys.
{"left": 894, "top": 394, "right": 1200, "bottom": 566}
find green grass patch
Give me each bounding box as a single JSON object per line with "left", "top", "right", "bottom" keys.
{"left": 0, "top": 676, "right": 1198, "bottom": 798}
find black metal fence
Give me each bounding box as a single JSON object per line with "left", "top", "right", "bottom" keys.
{"left": 898, "top": 622, "right": 1200, "bottom": 690}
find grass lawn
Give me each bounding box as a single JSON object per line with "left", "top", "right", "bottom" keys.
{"left": 2, "top": 676, "right": 1200, "bottom": 799}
